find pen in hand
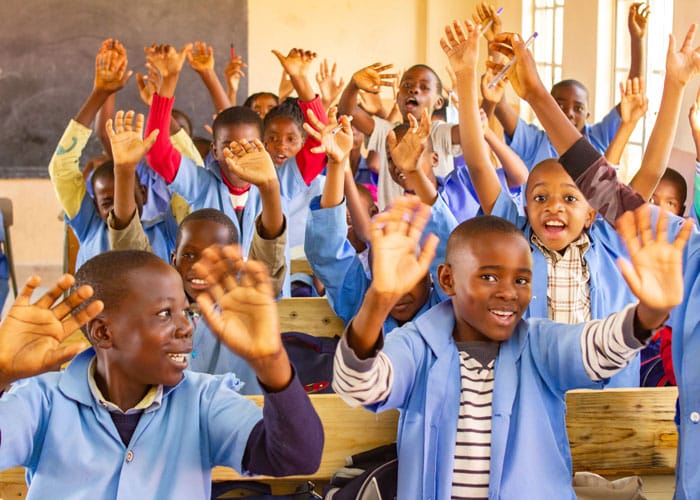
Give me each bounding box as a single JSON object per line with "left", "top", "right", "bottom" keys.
{"left": 488, "top": 32, "right": 538, "bottom": 89}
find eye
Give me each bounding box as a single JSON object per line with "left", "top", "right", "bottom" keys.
{"left": 533, "top": 194, "right": 546, "bottom": 202}
{"left": 480, "top": 274, "right": 497, "bottom": 282}
{"left": 515, "top": 277, "right": 530, "bottom": 286}
{"left": 157, "top": 309, "right": 172, "bottom": 319}
{"left": 182, "top": 252, "right": 195, "bottom": 260}
{"left": 421, "top": 85, "right": 430, "bottom": 91}
{"left": 564, "top": 195, "right": 578, "bottom": 202}
{"left": 575, "top": 105, "right": 585, "bottom": 112}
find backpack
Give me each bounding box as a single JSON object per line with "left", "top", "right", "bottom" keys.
{"left": 324, "top": 444, "right": 398, "bottom": 500}
{"left": 282, "top": 331, "right": 339, "bottom": 394}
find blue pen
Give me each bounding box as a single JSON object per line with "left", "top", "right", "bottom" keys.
{"left": 488, "top": 31, "right": 538, "bottom": 89}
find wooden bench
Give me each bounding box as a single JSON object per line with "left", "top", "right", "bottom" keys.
{"left": 0, "top": 388, "right": 678, "bottom": 498}
{"left": 278, "top": 297, "right": 344, "bottom": 337}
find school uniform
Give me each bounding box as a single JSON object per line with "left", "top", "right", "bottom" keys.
{"left": 0, "top": 348, "right": 322, "bottom": 500}
{"left": 506, "top": 107, "right": 621, "bottom": 170}
{"left": 490, "top": 189, "right": 639, "bottom": 387}
{"left": 333, "top": 300, "right": 646, "bottom": 499}
{"left": 304, "top": 194, "right": 456, "bottom": 331}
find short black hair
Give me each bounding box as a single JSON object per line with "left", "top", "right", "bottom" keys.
{"left": 244, "top": 91, "right": 279, "bottom": 108}
{"left": 263, "top": 97, "right": 305, "bottom": 134}
{"left": 90, "top": 160, "right": 115, "bottom": 189}
{"left": 660, "top": 167, "right": 688, "bottom": 204}
{"left": 175, "top": 208, "right": 239, "bottom": 250}
{"left": 213, "top": 106, "right": 264, "bottom": 140}
{"left": 445, "top": 215, "right": 526, "bottom": 262}
{"left": 75, "top": 250, "right": 168, "bottom": 315}
{"left": 404, "top": 64, "right": 444, "bottom": 97}
{"left": 172, "top": 109, "right": 193, "bottom": 136}
{"left": 551, "top": 79, "right": 589, "bottom": 99}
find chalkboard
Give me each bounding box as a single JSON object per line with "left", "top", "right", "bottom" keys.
{"left": 0, "top": 0, "right": 248, "bottom": 177}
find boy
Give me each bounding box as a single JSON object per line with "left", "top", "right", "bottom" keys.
{"left": 333, "top": 194, "right": 690, "bottom": 499}
{"left": 105, "top": 110, "right": 286, "bottom": 394}
{"left": 489, "top": 25, "right": 700, "bottom": 498}
{"left": 479, "top": 2, "right": 648, "bottom": 170}
{"left": 650, "top": 168, "right": 688, "bottom": 216}
{"left": 304, "top": 108, "right": 457, "bottom": 332}
{"left": 444, "top": 19, "right": 640, "bottom": 387}
{"left": 0, "top": 247, "right": 323, "bottom": 498}
{"left": 49, "top": 40, "right": 178, "bottom": 268}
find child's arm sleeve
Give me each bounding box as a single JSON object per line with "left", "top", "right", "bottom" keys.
{"left": 248, "top": 215, "right": 287, "bottom": 299}
{"left": 107, "top": 210, "right": 153, "bottom": 253}
{"left": 587, "top": 106, "right": 622, "bottom": 153}
{"left": 295, "top": 96, "right": 328, "bottom": 185}
{"left": 333, "top": 334, "right": 394, "bottom": 407}
{"left": 424, "top": 196, "right": 458, "bottom": 300}
{"left": 558, "top": 137, "right": 645, "bottom": 225}
{"left": 240, "top": 374, "right": 323, "bottom": 476}
{"left": 0, "top": 378, "right": 45, "bottom": 469}
{"left": 171, "top": 129, "right": 205, "bottom": 167}
{"left": 504, "top": 117, "right": 550, "bottom": 170}
{"left": 145, "top": 94, "right": 182, "bottom": 184}
{"left": 48, "top": 120, "right": 91, "bottom": 219}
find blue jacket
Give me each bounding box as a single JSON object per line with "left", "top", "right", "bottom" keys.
{"left": 0, "top": 349, "right": 262, "bottom": 500}
{"left": 69, "top": 194, "right": 177, "bottom": 270}
{"left": 507, "top": 107, "right": 621, "bottom": 170}
{"left": 368, "top": 299, "right": 628, "bottom": 500}
{"left": 305, "top": 195, "right": 457, "bottom": 332}
{"left": 490, "top": 190, "right": 639, "bottom": 387}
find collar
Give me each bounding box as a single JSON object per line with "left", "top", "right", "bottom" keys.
{"left": 530, "top": 231, "right": 591, "bottom": 263}
{"left": 205, "top": 153, "right": 251, "bottom": 195}
{"left": 87, "top": 357, "right": 163, "bottom": 415}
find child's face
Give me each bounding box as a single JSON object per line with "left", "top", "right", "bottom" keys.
{"left": 263, "top": 116, "right": 304, "bottom": 167}
{"left": 439, "top": 232, "right": 532, "bottom": 342}
{"left": 93, "top": 174, "right": 146, "bottom": 222}
{"left": 651, "top": 179, "right": 685, "bottom": 216}
{"left": 172, "top": 220, "right": 232, "bottom": 301}
{"left": 397, "top": 67, "right": 443, "bottom": 122}
{"left": 99, "top": 262, "right": 192, "bottom": 389}
{"left": 390, "top": 274, "right": 431, "bottom": 324}
{"left": 551, "top": 84, "right": 589, "bottom": 132}
{"left": 387, "top": 144, "right": 437, "bottom": 192}
{"left": 214, "top": 123, "right": 261, "bottom": 187}
{"left": 524, "top": 161, "right": 596, "bottom": 252}
{"left": 251, "top": 95, "right": 278, "bottom": 119}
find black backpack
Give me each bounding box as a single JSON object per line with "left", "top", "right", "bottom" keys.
{"left": 324, "top": 444, "right": 398, "bottom": 500}
{"left": 282, "top": 331, "right": 339, "bottom": 394}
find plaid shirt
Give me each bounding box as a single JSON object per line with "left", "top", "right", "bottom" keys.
{"left": 531, "top": 232, "right": 591, "bottom": 324}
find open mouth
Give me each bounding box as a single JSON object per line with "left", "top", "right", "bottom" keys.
{"left": 273, "top": 154, "right": 287, "bottom": 164}
{"left": 166, "top": 352, "right": 189, "bottom": 368}
{"left": 405, "top": 97, "right": 419, "bottom": 108}
{"left": 188, "top": 277, "right": 209, "bottom": 291}
{"left": 543, "top": 219, "right": 566, "bottom": 235}
{"left": 489, "top": 308, "right": 517, "bottom": 325}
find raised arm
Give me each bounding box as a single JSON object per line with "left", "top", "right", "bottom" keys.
{"left": 0, "top": 275, "right": 103, "bottom": 392}
{"left": 337, "top": 62, "right": 397, "bottom": 136}
{"left": 627, "top": 2, "right": 650, "bottom": 81}
{"left": 224, "top": 51, "right": 246, "bottom": 106}
{"left": 482, "top": 111, "right": 529, "bottom": 189}
{"left": 316, "top": 59, "right": 345, "bottom": 110}
{"left": 691, "top": 87, "right": 700, "bottom": 220}
{"left": 606, "top": 78, "right": 648, "bottom": 170}
{"left": 186, "top": 41, "right": 232, "bottom": 113}
{"left": 443, "top": 19, "right": 503, "bottom": 214}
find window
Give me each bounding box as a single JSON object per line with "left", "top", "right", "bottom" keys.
{"left": 531, "top": 0, "right": 565, "bottom": 91}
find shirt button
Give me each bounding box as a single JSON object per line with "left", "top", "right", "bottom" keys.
{"left": 126, "top": 450, "right": 134, "bottom": 463}
{"left": 690, "top": 412, "right": 700, "bottom": 423}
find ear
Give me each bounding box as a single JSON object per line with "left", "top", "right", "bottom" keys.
{"left": 430, "top": 151, "right": 439, "bottom": 168}
{"left": 433, "top": 94, "right": 444, "bottom": 111}
{"left": 584, "top": 207, "right": 597, "bottom": 228}
{"left": 437, "top": 263, "right": 455, "bottom": 296}
{"left": 139, "top": 183, "right": 147, "bottom": 204}
{"left": 170, "top": 250, "right": 177, "bottom": 266}
{"left": 86, "top": 317, "right": 114, "bottom": 349}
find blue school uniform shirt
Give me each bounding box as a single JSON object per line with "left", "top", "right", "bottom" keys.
{"left": 438, "top": 156, "right": 523, "bottom": 222}
{"left": 365, "top": 299, "right": 617, "bottom": 500}
{"left": 305, "top": 194, "right": 456, "bottom": 333}
{"left": 69, "top": 195, "right": 177, "bottom": 270}
{"left": 189, "top": 317, "right": 262, "bottom": 395}
{"left": 490, "top": 189, "right": 639, "bottom": 387}
{"left": 507, "top": 107, "right": 621, "bottom": 170}
{"left": 0, "top": 349, "right": 262, "bottom": 500}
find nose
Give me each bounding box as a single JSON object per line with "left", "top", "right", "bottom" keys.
{"left": 544, "top": 196, "right": 564, "bottom": 213}
{"left": 174, "top": 312, "right": 193, "bottom": 338}
{"left": 495, "top": 280, "right": 517, "bottom": 301}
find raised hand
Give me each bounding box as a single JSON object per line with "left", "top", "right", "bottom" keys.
{"left": 186, "top": 40, "right": 215, "bottom": 73}
{"left": 105, "top": 110, "right": 159, "bottom": 169}
{"left": 94, "top": 39, "right": 132, "bottom": 93}
{"left": 223, "top": 138, "right": 277, "bottom": 188}
{"left": 315, "top": 59, "right": 345, "bottom": 109}
{"left": 352, "top": 62, "right": 397, "bottom": 94}
{"left": 619, "top": 77, "right": 648, "bottom": 124}
{"left": 472, "top": 2, "right": 502, "bottom": 42}
{"left": 135, "top": 63, "right": 162, "bottom": 107}
{"left": 615, "top": 204, "right": 693, "bottom": 326}
{"left": 358, "top": 90, "right": 387, "bottom": 117}
{"left": 303, "top": 106, "right": 353, "bottom": 163}
{"left": 489, "top": 32, "right": 545, "bottom": 102}
{"left": 369, "top": 195, "right": 439, "bottom": 300}
{"left": 690, "top": 86, "right": 700, "bottom": 134}
{"left": 144, "top": 43, "right": 191, "bottom": 80}
{"left": 441, "top": 19, "right": 481, "bottom": 74}
{"left": 481, "top": 58, "right": 507, "bottom": 104}
{"left": 224, "top": 55, "right": 246, "bottom": 99}
{"left": 386, "top": 108, "right": 431, "bottom": 174}
{"left": 628, "top": 2, "right": 650, "bottom": 40}
{"left": 665, "top": 24, "right": 700, "bottom": 87}
{"left": 0, "top": 275, "right": 104, "bottom": 388}
{"left": 272, "top": 47, "right": 317, "bottom": 78}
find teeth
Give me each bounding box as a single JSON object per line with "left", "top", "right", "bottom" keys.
{"left": 190, "top": 278, "right": 207, "bottom": 285}
{"left": 167, "top": 353, "right": 186, "bottom": 362}
{"left": 491, "top": 310, "right": 514, "bottom": 317}
{"left": 545, "top": 221, "right": 564, "bottom": 227}
{"left": 398, "top": 173, "right": 406, "bottom": 180}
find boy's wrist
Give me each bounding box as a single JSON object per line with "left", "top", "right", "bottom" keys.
{"left": 248, "top": 349, "right": 293, "bottom": 392}
{"left": 257, "top": 177, "right": 281, "bottom": 196}
{"left": 635, "top": 304, "right": 670, "bottom": 332}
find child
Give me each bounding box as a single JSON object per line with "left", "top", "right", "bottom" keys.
{"left": 333, "top": 191, "right": 690, "bottom": 499}
{"left": 305, "top": 108, "right": 456, "bottom": 332}
{"left": 244, "top": 92, "right": 279, "bottom": 120}
{"left": 480, "top": 2, "right": 649, "bottom": 170}
{"left": 650, "top": 167, "right": 688, "bottom": 216}
{"left": 49, "top": 40, "right": 178, "bottom": 268}
{"left": 489, "top": 25, "right": 700, "bottom": 498}
{"left": 446, "top": 21, "right": 641, "bottom": 387}
{"left": 0, "top": 246, "right": 323, "bottom": 498}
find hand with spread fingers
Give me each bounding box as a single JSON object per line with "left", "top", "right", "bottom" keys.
{"left": 106, "top": 110, "right": 160, "bottom": 170}
{"left": 352, "top": 62, "right": 397, "bottom": 94}
{"left": 94, "top": 39, "right": 133, "bottom": 94}
{"left": 387, "top": 108, "right": 431, "bottom": 175}
{"left": 316, "top": 59, "right": 345, "bottom": 109}
{"left": 223, "top": 138, "right": 278, "bottom": 189}
{"left": 303, "top": 106, "right": 354, "bottom": 164}
{"left": 0, "top": 275, "right": 104, "bottom": 389}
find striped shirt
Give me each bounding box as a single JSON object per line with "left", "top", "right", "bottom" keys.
{"left": 531, "top": 232, "right": 592, "bottom": 324}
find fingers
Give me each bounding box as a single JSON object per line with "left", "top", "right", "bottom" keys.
{"left": 34, "top": 274, "right": 75, "bottom": 310}
{"left": 42, "top": 343, "right": 85, "bottom": 373}
{"left": 416, "top": 233, "right": 440, "bottom": 276}
{"left": 617, "top": 257, "right": 642, "bottom": 298}
{"left": 672, "top": 218, "right": 694, "bottom": 252}
{"left": 48, "top": 283, "right": 94, "bottom": 323}
{"left": 15, "top": 275, "right": 42, "bottom": 306}
{"left": 61, "top": 299, "right": 104, "bottom": 334}
{"left": 143, "top": 129, "right": 160, "bottom": 152}
{"left": 681, "top": 24, "right": 697, "bottom": 53}
{"left": 615, "top": 209, "right": 641, "bottom": 256}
